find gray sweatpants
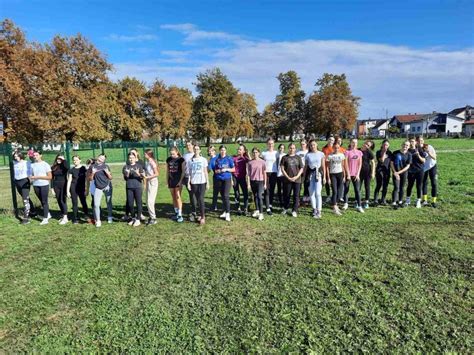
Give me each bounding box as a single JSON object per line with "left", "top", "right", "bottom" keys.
{"left": 94, "top": 184, "right": 113, "bottom": 221}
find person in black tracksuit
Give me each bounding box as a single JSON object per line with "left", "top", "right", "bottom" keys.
{"left": 51, "top": 154, "right": 69, "bottom": 224}
{"left": 390, "top": 141, "right": 412, "bottom": 208}
{"left": 67, "top": 155, "right": 89, "bottom": 224}
{"left": 406, "top": 138, "right": 427, "bottom": 208}
{"left": 359, "top": 140, "right": 375, "bottom": 209}
{"left": 123, "top": 153, "right": 145, "bottom": 227}
{"left": 374, "top": 140, "right": 392, "bottom": 205}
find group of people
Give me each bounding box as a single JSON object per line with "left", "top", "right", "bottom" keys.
{"left": 12, "top": 135, "right": 438, "bottom": 227}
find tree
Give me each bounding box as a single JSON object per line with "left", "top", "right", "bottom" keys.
{"left": 145, "top": 80, "right": 193, "bottom": 140}
{"left": 235, "top": 92, "right": 257, "bottom": 140}
{"left": 257, "top": 103, "right": 281, "bottom": 139}
{"left": 191, "top": 68, "right": 241, "bottom": 145}
{"left": 273, "top": 71, "right": 306, "bottom": 140}
{"left": 307, "top": 73, "right": 360, "bottom": 138}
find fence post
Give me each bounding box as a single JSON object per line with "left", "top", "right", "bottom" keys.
{"left": 122, "top": 141, "right": 127, "bottom": 162}
{"left": 65, "top": 141, "right": 71, "bottom": 168}
{"left": 7, "top": 143, "right": 19, "bottom": 218}
{"left": 100, "top": 141, "right": 105, "bottom": 155}
{"left": 92, "top": 142, "right": 96, "bottom": 158}
{"left": 154, "top": 140, "right": 159, "bottom": 162}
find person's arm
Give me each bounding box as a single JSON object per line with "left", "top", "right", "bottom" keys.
{"left": 428, "top": 146, "right": 437, "bottom": 160}
{"left": 67, "top": 172, "right": 72, "bottom": 198}
{"left": 104, "top": 165, "right": 113, "bottom": 180}
{"left": 326, "top": 157, "right": 331, "bottom": 185}
{"left": 355, "top": 154, "right": 362, "bottom": 180}
{"left": 178, "top": 161, "right": 186, "bottom": 186}
{"left": 398, "top": 164, "right": 410, "bottom": 175}
{"left": 123, "top": 164, "right": 130, "bottom": 180}
{"left": 246, "top": 163, "right": 251, "bottom": 188}
{"left": 415, "top": 149, "right": 426, "bottom": 164}
{"left": 370, "top": 156, "right": 376, "bottom": 179}
{"left": 293, "top": 157, "right": 304, "bottom": 180}
{"left": 321, "top": 158, "right": 326, "bottom": 185}
{"left": 263, "top": 164, "right": 267, "bottom": 190}
{"left": 344, "top": 157, "right": 349, "bottom": 181}
{"left": 205, "top": 162, "right": 209, "bottom": 190}
{"left": 281, "top": 158, "right": 290, "bottom": 180}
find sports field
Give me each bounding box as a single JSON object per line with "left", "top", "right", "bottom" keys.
{"left": 0, "top": 138, "right": 473, "bottom": 352}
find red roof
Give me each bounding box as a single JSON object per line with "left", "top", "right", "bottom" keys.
{"left": 463, "top": 120, "right": 474, "bottom": 125}
{"left": 393, "top": 114, "right": 429, "bottom": 123}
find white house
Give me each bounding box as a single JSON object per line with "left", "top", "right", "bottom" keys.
{"left": 428, "top": 113, "right": 465, "bottom": 134}
{"left": 371, "top": 119, "right": 389, "bottom": 137}
{"left": 389, "top": 114, "right": 430, "bottom": 134}
{"left": 462, "top": 120, "right": 474, "bottom": 137}
{"left": 449, "top": 105, "right": 473, "bottom": 120}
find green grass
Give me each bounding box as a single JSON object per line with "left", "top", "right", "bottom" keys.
{"left": 0, "top": 144, "right": 473, "bottom": 352}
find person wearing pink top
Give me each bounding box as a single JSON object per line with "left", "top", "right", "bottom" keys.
{"left": 232, "top": 145, "right": 250, "bottom": 215}
{"left": 343, "top": 138, "right": 364, "bottom": 213}
{"left": 246, "top": 147, "right": 267, "bottom": 220}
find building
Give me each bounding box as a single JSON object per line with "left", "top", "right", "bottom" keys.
{"left": 371, "top": 119, "right": 389, "bottom": 137}
{"left": 428, "top": 113, "right": 465, "bottom": 134}
{"left": 449, "top": 105, "right": 474, "bottom": 120}
{"left": 356, "top": 119, "right": 386, "bottom": 137}
{"left": 389, "top": 114, "right": 430, "bottom": 134}
{"left": 390, "top": 112, "right": 465, "bottom": 135}
{"left": 463, "top": 120, "right": 474, "bottom": 137}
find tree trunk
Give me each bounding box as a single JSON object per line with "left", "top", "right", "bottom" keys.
{"left": 206, "top": 136, "right": 210, "bottom": 146}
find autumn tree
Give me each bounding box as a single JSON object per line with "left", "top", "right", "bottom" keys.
{"left": 256, "top": 103, "right": 281, "bottom": 139}
{"left": 306, "top": 73, "right": 360, "bottom": 137}
{"left": 273, "top": 71, "right": 306, "bottom": 140}
{"left": 145, "top": 80, "right": 193, "bottom": 140}
{"left": 234, "top": 92, "right": 257, "bottom": 140}
{"left": 191, "top": 68, "right": 241, "bottom": 145}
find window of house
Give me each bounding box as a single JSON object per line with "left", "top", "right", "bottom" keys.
{"left": 417, "top": 127, "right": 421, "bottom": 132}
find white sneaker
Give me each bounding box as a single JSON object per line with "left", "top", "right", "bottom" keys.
{"left": 258, "top": 214, "right": 264, "bottom": 221}
{"left": 281, "top": 209, "right": 287, "bottom": 215}
{"left": 47, "top": 213, "right": 52, "bottom": 219}
{"left": 59, "top": 216, "right": 69, "bottom": 225}
{"left": 95, "top": 220, "right": 102, "bottom": 228}
{"left": 108, "top": 217, "right": 113, "bottom": 224}
{"left": 140, "top": 214, "right": 146, "bottom": 221}
{"left": 219, "top": 212, "right": 226, "bottom": 219}
{"left": 132, "top": 219, "right": 141, "bottom": 227}
{"left": 40, "top": 218, "right": 49, "bottom": 225}
{"left": 406, "top": 197, "right": 411, "bottom": 205}
{"left": 292, "top": 211, "right": 297, "bottom": 218}
{"left": 225, "top": 213, "right": 231, "bottom": 222}
{"left": 325, "top": 196, "right": 331, "bottom": 204}
{"left": 128, "top": 219, "right": 134, "bottom": 226}
{"left": 333, "top": 208, "right": 342, "bottom": 216}
{"left": 252, "top": 210, "right": 260, "bottom": 218}
{"left": 416, "top": 200, "right": 422, "bottom": 209}
{"left": 342, "top": 203, "right": 349, "bottom": 210}
{"left": 357, "top": 206, "right": 365, "bottom": 213}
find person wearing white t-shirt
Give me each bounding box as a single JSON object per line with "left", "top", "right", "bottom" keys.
{"left": 183, "top": 141, "right": 196, "bottom": 220}
{"left": 187, "top": 145, "right": 209, "bottom": 225}
{"left": 13, "top": 151, "right": 35, "bottom": 224}
{"left": 417, "top": 136, "right": 438, "bottom": 207}
{"left": 261, "top": 138, "right": 278, "bottom": 214}
{"left": 296, "top": 139, "right": 310, "bottom": 204}
{"left": 326, "top": 143, "right": 347, "bottom": 215}
{"left": 30, "top": 151, "right": 53, "bottom": 224}
{"left": 276, "top": 144, "right": 286, "bottom": 207}
{"left": 304, "top": 140, "right": 326, "bottom": 219}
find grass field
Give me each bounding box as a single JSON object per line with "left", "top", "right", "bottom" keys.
{"left": 0, "top": 140, "right": 473, "bottom": 352}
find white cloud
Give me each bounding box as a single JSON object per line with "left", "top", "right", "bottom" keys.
{"left": 105, "top": 33, "right": 158, "bottom": 42}
{"left": 112, "top": 24, "right": 474, "bottom": 118}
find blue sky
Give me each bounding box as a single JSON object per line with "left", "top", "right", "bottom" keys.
{"left": 2, "top": 0, "right": 474, "bottom": 118}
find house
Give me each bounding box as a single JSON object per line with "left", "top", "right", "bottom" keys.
{"left": 449, "top": 105, "right": 474, "bottom": 120}
{"left": 371, "top": 119, "right": 389, "bottom": 137}
{"left": 428, "top": 113, "right": 465, "bottom": 134}
{"left": 389, "top": 114, "right": 431, "bottom": 134}
{"left": 463, "top": 120, "right": 474, "bottom": 137}
{"left": 390, "top": 112, "right": 466, "bottom": 136}
{"left": 356, "top": 119, "right": 383, "bottom": 137}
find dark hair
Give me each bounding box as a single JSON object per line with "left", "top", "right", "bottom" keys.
{"left": 86, "top": 158, "right": 95, "bottom": 165}
{"left": 52, "top": 154, "right": 67, "bottom": 172}
{"left": 13, "top": 151, "right": 25, "bottom": 160}
{"left": 278, "top": 144, "right": 285, "bottom": 150}
{"left": 266, "top": 137, "right": 274, "bottom": 143}
{"left": 219, "top": 145, "right": 226, "bottom": 150}
{"left": 308, "top": 139, "right": 318, "bottom": 152}
{"left": 145, "top": 149, "right": 155, "bottom": 160}
{"left": 288, "top": 142, "right": 296, "bottom": 149}
{"left": 72, "top": 155, "right": 81, "bottom": 160}
{"left": 170, "top": 146, "right": 182, "bottom": 157}
{"left": 365, "top": 140, "right": 375, "bottom": 150}
{"left": 238, "top": 144, "right": 250, "bottom": 159}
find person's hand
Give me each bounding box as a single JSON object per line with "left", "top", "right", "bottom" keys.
{"left": 322, "top": 178, "right": 326, "bottom": 185}
{"left": 355, "top": 175, "right": 360, "bottom": 181}
{"left": 67, "top": 191, "right": 71, "bottom": 199}
{"left": 327, "top": 178, "right": 331, "bottom": 186}
{"left": 92, "top": 167, "right": 97, "bottom": 174}
{"left": 371, "top": 173, "right": 375, "bottom": 180}
{"left": 187, "top": 183, "right": 191, "bottom": 191}
{"left": 394, "top": 172, "right": 400, "bottom": 181}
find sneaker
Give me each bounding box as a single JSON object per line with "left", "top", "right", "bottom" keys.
{"left": 225, "top": 213, "right": 231, "bottom": 222}
{"left": 416, "top": 200, "right": 422, "bottom": 209}
{"left": 380, "top": 199, "right": 387, "bottom": 206}
{"left": 325, "top": 196, "right": 332, "bottom": 204}
{"left": 219, "top": 212, "right": 226, "bottom": 219}
{"left": 363, "top": 202, "right": 369, "bottom": 209}
{"left": 266, "top": 208, "right": 273, "bottom": 216}
{"left": 73, "top": 220, "right": 79, "bottom": 225}
{"left": 40, "top": 217, "right": 49, "bottom": 225}
{"left": 252, "top": 210, "right": 260, "bottom": 218}
{"left": 431, "top": 202, "right": 438, "bottom": 208}
{"left": 189, "top": 213, "right": 196, "bottom": 222}
{"left": 47, "top": 213, "right": 52, "bottom": 219}
{"left": 292, "top": 211, "right": 297, "bottom": 218}
{"left": 59, "top": 216, "right": 69, "bottom": 225}
{"left": 281, "top": 209, "right": 287, "bottom": 215}
{"left": 121, "top": 215, "right": 129, "bottom": 221}
{"left": 140, "top": 214, "right": 146, "bottom": 221}
{"left": 357, "top": 206, "right": 365, "bottom": 213}
{"left": 95, "top": 220, "right": 102, "bottom": 228}
{"left": 147, "top": 219, "right": 157, "bottom": 226}
{"left": 405, "top": 197, "right": 411, "bottom": 206}
{"left": 333, "top": 208, "right": 342, "bottom": 216}
{"left": 21, "top": 218, "right": 31, "bottom": 225}
{"left": 312, "top": 209, "right": 318, "bottom": 218}
{"left": 29, "top": 210, "right": 38, "bottom": 218}
{"left": 128, "top": 218, "right": 134, "bottom": 226}
{"left": 315, "top": 210, "right": 322, "bottom": 219}
{"left": 422, "top": 200, "right": 429, "bottom": 207}
{"left": 199, "top": 217, "right": 206, "bottom": 225}
{"left": 342, "top": 203, "right": 349, "bottom": 211}
{"left": 176, "top": 216, "right": 184, "bottom": 223}
{"left": 107, "top": 217, "right": 113, "bottom": 224}
{"left": 258, "top": 214, "right": 264, "bottom": 221}
{"left": 132, "top": 219, "right": 141, "bottom": 227}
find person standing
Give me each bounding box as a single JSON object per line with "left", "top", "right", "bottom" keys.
{"left": 276, "top": 144, "right": 286, "bottom": 208}
{"left": 182, "top": 141, "right": 196, "bottom": 220}
{"left": 326, "top": 143, "right": 346, "bottom": 215}
{"left": 208, "top": 146, "right": 219, "bottom": 211}
{"left": 90, "top": 154, "right": 113, "bottom": 227}
{"left": 166, "top": 147, "right": 186, "bottom": 223}
{"left": 51, "top": 154, "right": 69, "bottom": 224}
{"left": 187, "top": 145, "right": 209, "bottom": 225}
{"left": 214, "top": 145, "right": 235, "bottom": 222}
{"left": 359, "top": 140, "right": 375, "bottom": 209}
{"left": 30, "top": 151, "right": 52, "bottom": 225}
{"left": 13, "top": 151, "right": 34, "bottom": 224}
{"left": 280, "top": 143, "right": 304, "bottom": 217}
{"left": 342, "top": 139, "right": 364, "bottom": 213}
{"left": 66, "top": 155, "right": 89, "bottom": 224}
{"left": 417, "top": 136, "right": 438, "bottom": 207}
{"left": 406, "top": 138, "right": 426, "bottom": 208}
{"left": 261, "top": 138, "right": 278, "bottom": 215}
{"left": 304, "top": 140, "right": 326, "bottom": 218}
{"left": 232, "top": 145, "right": 250, "bottom": 215}
{"left": 373, "top": 140, "right": 392, "bottom": 206}
{"left": 390, "top": 141, "right": 412, "bottom": 209}
{"left": 144, "top": 149, "right": 159, "bottom": 225}
{"left": 296, "top": 139, "right": 309, "bottom": 204}
{"left": 247, "top": 147, "right": 267, "bottom": 221}
{"left": 123, "top": 153, "right": 145, "bottom": 227}
{"left": 322, "top": 136, "right": 335, "bottom": 203}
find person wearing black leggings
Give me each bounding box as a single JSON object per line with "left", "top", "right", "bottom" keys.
{"left": 30, "top": 151, "right": 52, "bottom": 225}
{"left": 214, "top": 145, "right": 235, "bottom": 222}
{"left": 51, "top": 154, "right": 69, "bottom": 224}
{"left": 406, "top": 138, "right": 426, "bottom": 208}
{"left": 232, "top": 145, "right": 250, "bottom": 215}
{"left": 247, "top": 147, "right": 267, "bottom": 220}
{"left": 342, "top": 139, "right": 364, "bottom": 213}
{"left": 322, "top": 136, "right": 335, "bottom": 203}
{"left": 374, "top": 140, "right": 392, "bottom": 205}
{"left": 13, "top": 151, "right": 35, "bottom": 224}
{"left": 417, "top": 136, "right": 438, "bottom": 207}
{"left": 390, "top": 141, "right": 412, "bottom": 208}
{"left": 326, "top": 143, "right": 346, "bottom": 215}
{"left": 359, "top": 140, "right": 375, "bottom": 209}
{"left": 187, "top": 145, "right": 209, "bottom": 225}
{"left": 67, "top": 155, "right": 89, "bottom": 224}
{"left": 208, "top": 146, "right": 219, "bottom": 211}
{"left": 262, "top": 138, "right": 278, "bottom": 214}
{"left": 123, "top": 153, "right": 145, "bottom": 227}
{"left": 280, "top": 143, "right": 304, "bottom": 217}
{"left": 276, "top": 144, "right": 286, "bottom": 208}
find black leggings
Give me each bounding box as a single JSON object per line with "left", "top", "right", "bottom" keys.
{"left": 232, "top": 176, "right": 249, "bottom": 211}
{"left": 423, "top": 165, "right": 438, "bottom": 197}
{"left": 344, "top": 176, "right": 361, "bottom": 206}
{"left": 392, "top": 172, "right": 407, "bottom": 203}
{"left": 34, "top": 185, "right": 49, "bottom": 218}
{"left": 374, "top": 167, "right": 390, "bottom": 202}
{"left": 191, "top": 183, "right": 206, "bottom": 218}
{"left": 330, "top": 173, "right": 344, "bottom": 206}
{"left": 359, "top": 167, "right": 372, "bottom": 201}
{"left": 283, "top": 180, "right": 301, "bottom": 212}
{"left": 126, "top": 187, "right": 143, "bottom": 219}
{"left": 303, "top": 174, "right": 310, "bottom": 198}
{"left": 70, "top": 183, "right": 89, "bottom": 222}
{"left": 15, "top": 178, "right": 33, "bottom": 218}
{"left": 53, "top": 180, "right": 68, "bottom": 217}
{"left": 250, "top": 180, "right": 264, "bottom": 213}
{"left": 407, "top": 170, "right": 424, "bottom": 199}
{"left": 216, "top": 179, "right": 232, "bottom": 213}
{"left": 211, "top": 175, "right": 219, "bottom": 209}
{"left": 276, "top": 176, "right": 285, "bottom": 207}
{"left": 264, "top": 172, "right": 278, "bottom": 208}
